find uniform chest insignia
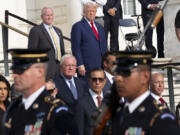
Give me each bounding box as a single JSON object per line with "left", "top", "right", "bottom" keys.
{"left": 125, "top": 127, "right": 145, "bottom": 135}
{"left": 138, "top": 106, "right": 145, "bottom": 112}
{"left": 36, "top": 112, "right": 45, "bottom": 117}
{"left": 32, "top": 103, "right": 39, "bottom": 109}
{"left": 25, "top": 119, "right": 43, "bottom": 135}
{"left": 4, "top": 118, "right": 12, "bottom": 129}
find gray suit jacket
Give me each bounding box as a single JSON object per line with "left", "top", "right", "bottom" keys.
{"left": 28, "top": 23, "right": 65, "bottom": 79}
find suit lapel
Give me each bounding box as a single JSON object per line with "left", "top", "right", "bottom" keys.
{"left": 82, "top": 18, "right": 99, "bottom": 41}
{"left": 40, "top": 24, "right": 53, "bottom": 46}
{"left": 87, "top": 92, "right": 97, "bottom": 109}
{"left": 59, "top": 75, "right": 75, "bottom": 101}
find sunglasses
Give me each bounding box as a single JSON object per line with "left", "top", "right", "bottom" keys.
{"left": 12, "top": 69, "right": 26, "bottom": 75}
{"left": 91, "top": 77, "right": 105, "bottom": 83}
{"left": 47, "top": 88, "right": 56, "bottom": 94}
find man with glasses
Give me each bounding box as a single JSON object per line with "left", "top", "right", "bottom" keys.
{"left": 3, "top": 49, "right": 78, "bottom": 135}
{"left": 111, "top": 51, "right": 180, "bottom": 135}
{"left": 74, "top": 68, "right": 106, "bottom": 135}
{"left": 53, "top": 54, "right": 87, "bottom": 112}
{"left": 45, "top": 79, "right": 58, "bottom": 98}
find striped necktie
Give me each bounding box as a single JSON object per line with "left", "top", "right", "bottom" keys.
{"left": 49, "top": 26, "right": 61, "bottom": 61}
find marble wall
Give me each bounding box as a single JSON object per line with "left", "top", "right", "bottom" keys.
{"left": 164, "top": 0, "right": 180, "bottom": 59}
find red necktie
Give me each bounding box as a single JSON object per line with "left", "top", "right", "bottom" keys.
{"left": 159, "top": 97, "right": 165, "bottom": 104}
{"left": 90, "top": 21, "right": 99, "bottom": 40}
{"left": 96, "top": 96, "right": 101, "bottom": 108}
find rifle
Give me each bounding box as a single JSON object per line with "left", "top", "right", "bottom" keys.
{"left": 130, "top": 0, "right": 168, "bottom": 51}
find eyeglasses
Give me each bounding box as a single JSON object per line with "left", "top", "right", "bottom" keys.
{"left": 47, "top": 88, "right": 55, "bottom": 94}
{"left": 91, "top": 77, "right": 105, "bottom": 83}
{"left": 63, "top": 64, "right": 76, "bottom": 68}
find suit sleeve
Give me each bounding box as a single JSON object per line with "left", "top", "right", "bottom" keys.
{"left": 71, "top": 24, "right": 84, "bottom": 66}
{"left": 138, "top": 0, "right": 149, "bottom": 9}
{"left": 103, "top": 0, "right": 120, "bottom": 13}
{"left": 74, "top": 101, "right": 85, "bottom": 135}
{"left": 28, "top": 27, "right": 39, "bottom": 49}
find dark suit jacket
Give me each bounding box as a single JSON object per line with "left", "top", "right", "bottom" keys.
{"left": 103, "top": 0, "right": 122, "bottom": 19}
{"left": 53, "top": 74, "right": 87, "bottom": 112}
{"left": 71, "top": 18, "right": 108, "bottom": 76}
{"left": 28, "top": 23, "right": 65, "bottom": 80}
{"left": 138, "top": 0, "right": 163, "bottom": 13}
{"left": 74, "top": 92, "right": 98, "bottom": 135}
{"left": 103, "top": 76, "right": 112, "bottom": 95}
{"left": 3, "top": 90, "right": 78, "bottom": 135}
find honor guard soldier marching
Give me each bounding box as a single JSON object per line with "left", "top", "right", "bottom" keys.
{"left": 2, "top": 49, "right": 78, "bottom": 135}
{"left": 111, "top": 51, "right": 180, "bottom": 135}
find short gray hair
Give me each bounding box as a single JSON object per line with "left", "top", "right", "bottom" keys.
{"left": 60, "top": 54, "right": 77, "bottom": 65}
{"left": 83, "top": 2, "right": 97, "bottom": 13}
{"left": 41, "top": 7, "right": 53, "bottom": 15}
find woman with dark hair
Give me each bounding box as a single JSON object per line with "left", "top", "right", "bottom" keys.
{"left": 0, "top": 75, "right": 11, "bottom": 134}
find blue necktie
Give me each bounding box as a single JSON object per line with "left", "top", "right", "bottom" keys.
{"left": 69, "top": 80, "right": 78, "bottom": 100}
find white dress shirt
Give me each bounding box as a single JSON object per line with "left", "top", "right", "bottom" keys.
{"left": 126, "top": 90, "right": 150, "bottom": 114}
{"left": 43, "top": 23, "right": 60, "bottom": 60}
{"left": 22, "top": 86, "right": 45, "bottom": 110}
{"left": 89, "top": 89, "right": 103, "bottom": 108}
{"left": 104, "top": 71, "right": 114, "bottom": 84}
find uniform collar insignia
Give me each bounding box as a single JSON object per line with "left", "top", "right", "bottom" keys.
{"left": 32, "top": 103, "right": 39, "bottom": 109}
{"left": 138, "top": 106, "right": 145, "bottom": 112}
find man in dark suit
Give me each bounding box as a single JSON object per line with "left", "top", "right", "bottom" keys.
{"left": 175, "top": 10, "right": 180, "bottom": 42}
{"left": 150, "top": 72, "right": 168, "bottom": 106}
{"left": 138, "top": 0, "right": 164, "bottom": 58}
{"left": 3, "top": 49, "right": 78, "bottom": 135}
{"left": 53, "top": 54, "right": 87, "bottom": 112}
{"left": 71, "top": 2, "right": 108, "bottom": 78}
{"left": 102, "top": 51, "right": 116, "bottom": 94}
{"left": 103, "top": 0, "right": 122, "bottom": 51}
{"left": 74, "top": 68, "right": 106, "bottom": 135}
{"left": 111, "top": 50, "right": 180, "bottom": 135}
{"left": 28, "top": 7, "right": 65, "bottom": 80}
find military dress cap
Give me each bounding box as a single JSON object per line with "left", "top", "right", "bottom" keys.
{"left": 8, "top": 48, "right": 49, "bottom": 71}
{"left": 113, "top": 50, "right": 153, "bottom": 76}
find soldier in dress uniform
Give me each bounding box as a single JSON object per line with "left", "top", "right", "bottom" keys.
{"left": 2, "top": 48, "right": 78, "bottom": 135}
{"left": 111, "top": 51, "right": 180, "bottom": 135}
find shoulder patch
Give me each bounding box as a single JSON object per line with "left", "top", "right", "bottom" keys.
{"left": 55, "top": 106, "right": 68, "bottom": 113}
{"left": 160, "top": 113, "right": 175, "bottom": 120}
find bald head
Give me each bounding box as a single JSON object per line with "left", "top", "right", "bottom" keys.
{"left": 150, "top": 73, "right": 164, "bottom": 96}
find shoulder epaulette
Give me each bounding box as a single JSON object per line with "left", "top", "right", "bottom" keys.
{"left": 44, "top": 96, "right": 66, "bottom": 106}
{"left": 149, "top": 100, "right": 170, "bottom": 127}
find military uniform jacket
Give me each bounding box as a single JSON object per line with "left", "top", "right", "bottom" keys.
{"left": 112, "top": 95, "right": 180, "bottom": 135}
{"left": 3, "top": 90, "right": 78, "bottom": 135}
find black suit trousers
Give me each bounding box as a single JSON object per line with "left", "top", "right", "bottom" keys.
{"left": 104, "top": 16, "right": 119, "bottom": 51}
{"left": 142, "top": 12, "right": 164, "bottom": 58}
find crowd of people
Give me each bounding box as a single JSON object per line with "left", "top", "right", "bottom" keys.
{"left": 0, "top": 0, "right": 180, "bottom": 135}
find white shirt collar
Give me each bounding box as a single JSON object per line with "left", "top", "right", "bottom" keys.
{"left": 89, "top": 89, "right": 103, "bottom": 108}
{"left": 150, "top": 92, "right": 160, "bottom": 101}
{"left": 22, "top": 86, "right": 45, "bottom": 110}
{"left": 104, "top": 71, "right": 114, "bottom": 84}
{"left": 127, "top": 90, "right": 150, "bottom": 114}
